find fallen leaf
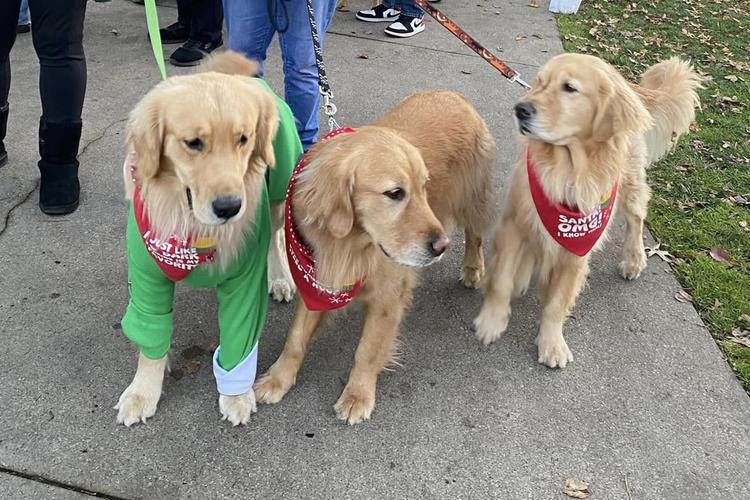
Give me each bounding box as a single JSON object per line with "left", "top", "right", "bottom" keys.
{"left": 528, "top": 0, "right": 540, "bottom": 7}
{"left": 708, "top": 298, "right": 722, "bottom": 311}
{"left": 709, "top": 248, "right": 731, "bottom": 262}
{"left": 724, "top": 75, "right": 739, "bottom": 82}
{"left": 358, "top": 53, "right": 369, "bottom": 59}
{"left": 110, "top": 29, "right": 119, "bottom": 36}
{"left": 727, "top": 194, "right": 749, "bottom": 206}
{"left": 532, "top": 33, "right": 545, "bottom": 39}
{"left": 729, "top": 327, "right": 750, "bottom": 348}
{"left": 740, "top": 220, "right": 749, "bottom": 232}
{"left": 461, "top": 70, "right": 472, "bottom": 74}
{"left": 675, "top": 290, "right": 693, "bottom": 303}
{"left": 564, "top": 479, "right": 591, "bottom": 499}
{"left": 184, "top": 359, "right": 201, "bottom": 375}
{"left": 645, "top": 243, "right": 674, "bottom": 262}
{"left": 515, "top": 33, "right": 528, "bottom": 41}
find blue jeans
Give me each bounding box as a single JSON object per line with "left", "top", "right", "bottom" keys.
{"left": 18, "top": 0, "right": 29, "bottom": 25}
{"left": 224, "top": 0, "right": 338, "bottom": 152}
{"left": 382, "top": 0, "right": 423, "bottom": 18}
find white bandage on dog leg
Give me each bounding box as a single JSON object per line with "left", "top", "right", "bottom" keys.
{"left": 212, "top": 345, "right": 258, "bottom": 396}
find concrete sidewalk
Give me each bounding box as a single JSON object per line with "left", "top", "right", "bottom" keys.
{"left": 1, "top": 0, "right": 748, "bottom": 498}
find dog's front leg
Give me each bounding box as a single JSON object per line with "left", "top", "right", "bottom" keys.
{"left": 268, "top": 201, "right": 297, "bottom": 302}
{"left": 335, "top": 299, "right": 405, "bottom": 425}
{"left": 474, "top": 217, "right": 526, "bottom": 344}
{"left": 536, "top": 257, "right": 589, "bottom": 368}
{"left": 255, "top": 300, "right": 327, "bottom": 404}
{"left": 115, "top": 353, "right": 168, "bottom": 426}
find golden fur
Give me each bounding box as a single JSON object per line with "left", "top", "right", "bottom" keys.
{"left": 254, "top": 91, "right": 497, "bottom": 424}
{"left": 116, "top": 52, "right": 296, "bottom": 427}
{"left": 474, "top": 54, "right": 702, "bottom": 368}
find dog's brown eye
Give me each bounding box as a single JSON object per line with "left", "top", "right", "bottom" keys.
{"left": 239, "top": 134, "right": 248, "bottom": 146}
{"left": 185, "top": 138, "right": 203, "bottom": 151}
{"left": 384, "top": 188, "right": 405, "bottom": 201}
{"left": 562, "top": 82, "right": 578, "bottom": 93}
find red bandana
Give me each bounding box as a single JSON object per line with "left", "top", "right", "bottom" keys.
{"left": 130, "top": 165, "right": 217, "bottom": 281}
{"left": 527, "top": 151, "right": 617, "bottom": 257}
{"left": 284, "top": 128, "right": 362, "bottom": 311}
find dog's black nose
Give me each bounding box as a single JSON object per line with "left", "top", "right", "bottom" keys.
{"left": 428, "top": 234, "right": 451, "bottom": 257}
{"left": 212, "top": 196, "right": 242, "bottom": 220}
{"left": 514, "top": 102, "right": 536, "bottom": 121}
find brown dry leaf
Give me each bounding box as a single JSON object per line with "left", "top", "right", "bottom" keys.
{"left": 729, "top": 327, "right": 750, "bottom": 348}
{"left": 528, "top": 0, "right": 540, "bottom": 7}
{"left": 727, "top": 194, "right": 749, "bottom": 206}
{"left": 460, "top": 70, "right": 472, "bottom": 75}
{"left": 709, "top": 248, "right": 731, "bottom": 262}
{"left": 739, "top": 314, "right": 750, "bottom": 323}
{"left": 184, "top": 359, "right": 201, "bottom": 375}
{"left": 515, "top": 33, "right": 528, "bottom": 41}
{"left": 358, "top": 53, "right": 369, "bottom": 59}
{"left": 564, "top": 479, "right": 591, "bottom": 499}
{"left": 708, "top": 298, "right": 722, "bottom": 311}
{"left": 645, "top": 243, "right": 674, "bottom": 263}
{"left": 532, "top": 33, "right": 545, "bottom": 39}
{"left": 724, "top": 74, "right": 739, "bottom": 82}
{"left": 675, "top": 290, "right": 693, "bottom": 303}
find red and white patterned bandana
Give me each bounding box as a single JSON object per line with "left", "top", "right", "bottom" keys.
{"left": 130, "top": 164, "right": 217, "bottom": 281}
{"left": 284, "top": 128, "right": 362, "bottom": 311}
{"left": 527, "top": 151, "right": 617, "bottom": 257}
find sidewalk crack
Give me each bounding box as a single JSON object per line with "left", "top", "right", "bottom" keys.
{"left": 78, "top": 117, "right": 128, "bottom": 159}
{"left": 0, "top": 180, "right": 38, "bottom": 238}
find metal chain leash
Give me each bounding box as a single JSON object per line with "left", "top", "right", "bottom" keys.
{"left": 304, "top": 0, "right": 340, "bottom": 131}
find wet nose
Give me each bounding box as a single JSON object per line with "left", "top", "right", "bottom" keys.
{"left": 212, "top": 196, "right": 242, "bottom": 220}
{"left": 514, "top": 101, "right": 536, "bottom": 121}
{"left": 429, "top": 234, "right": 451, "bottom": 257}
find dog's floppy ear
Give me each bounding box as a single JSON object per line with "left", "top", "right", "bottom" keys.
{"left": 296, "top": 149, "right": 355, "bottom": 239}
{"left": 245, "top": 79, "right": 279, "bottom": 171}
{"left": 593, "top": 66, "right": 652, "bottom": 141}
{"left": 126, "top": 92, "right": 164, "bottom": 182}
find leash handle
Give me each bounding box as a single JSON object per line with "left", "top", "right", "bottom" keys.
{"left": 413, "top": 0, "right": 531, "bottom": 90}
{"left": 304, "top": 0, "right": 340, "bottom": 131}
{"left": 144, "top": 0, "right": 168, "bottom": 80}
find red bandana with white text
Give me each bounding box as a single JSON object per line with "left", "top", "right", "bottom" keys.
{"left": 130, "top": 165, "right": 216, "bottom": 281}
{"left": 284, "top": 128, "right": 362, "bottom": 311}
{"left": 527, "top": 151, "right": 617, "bottom": 257}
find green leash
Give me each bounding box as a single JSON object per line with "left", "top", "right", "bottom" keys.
{"left": 144, "top": 0, "right": 167, "bottom": 80}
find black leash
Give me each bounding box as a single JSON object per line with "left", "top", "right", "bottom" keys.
{"left": 304, "top": 0, "right": 340, "bottom": 131}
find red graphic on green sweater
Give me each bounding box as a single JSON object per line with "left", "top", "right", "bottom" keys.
{"left": 285, "top": 128, "right": 362, "bottom": 311}
{"left": 527, "top": 151, "right": 617, "bottom": 257}
{"left": 133, "top": 184, "right": 216, "bottom": 281}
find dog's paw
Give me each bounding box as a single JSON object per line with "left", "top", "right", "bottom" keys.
{"left": 619, "top": 252, "right": 647, "bottom": 280}
{"left": 334, "top": 385, "right": 375, "bottom": 425}
{"left": 219, "top": 390, "right": 257, "bottom": 426}
{"left": 254, "top": 372, "right": 294, "bottom": 404}
{"left": 473, "top": 306, "right": 509, "bottom": 345}
{"left": 269, "top": 277, "right": 296, "bottom": 303}
{"left": 460, "top": 266, "right": 484, "bottom": 289}
{"left": 536, "top": 334, "right": 573, "bottom": 369}
{"left": 115, "top": 385, "right": 161, "bottom": 427}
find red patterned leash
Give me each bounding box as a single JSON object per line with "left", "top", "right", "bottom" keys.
{"left": 413, "top": 0, "right": 531, "bottom": 90}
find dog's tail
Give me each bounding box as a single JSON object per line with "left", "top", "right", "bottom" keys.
{"left": 636, "top": 58, "right": 702, "bottom": 165}
{"left": 197, "top": 50, "right": 260, "bottom": 77}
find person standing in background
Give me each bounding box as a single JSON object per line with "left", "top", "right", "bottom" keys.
{"left": 356, "top": 1, "right": 426, "bottom": 38}
{"left": 17, "top": 0, "right": 30, "bottom": 33}
{"left": 158, "top": 0, "right": 224, "bottom": 67}
{"left": 223, "top": 0, "right": 338, "bottom": 152}
{"left": 1, "top": 0, "right": 88, "bottom": 215}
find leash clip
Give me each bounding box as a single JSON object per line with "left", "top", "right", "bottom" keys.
{"left": 323, "top": 93, "right": 340, "bottom": 131}
{"left": 510, "top": 73, "right": 532, "bottom": 90}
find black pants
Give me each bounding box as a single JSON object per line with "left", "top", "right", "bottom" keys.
{"left": 177, "top": 0, "right": 224, "bottom": 44}
{"left": 0, "top": 0, "right": 87, "bottom": 123}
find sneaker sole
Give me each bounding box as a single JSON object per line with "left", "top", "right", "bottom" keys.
{"left": 384, "top": 25, "right": 426, "bottom": 38}
{"left": 356, "top": 14, "right": 400, "bottom": 22}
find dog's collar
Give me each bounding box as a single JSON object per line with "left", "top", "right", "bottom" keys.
{"left": 284, "top": 128, "right": 363, "bottom": 311}
{"left": 128, "top": 161, "right": 217, "bottom": 281}
{"left": 526, "top": 150, "right": 617, "bottom": 257}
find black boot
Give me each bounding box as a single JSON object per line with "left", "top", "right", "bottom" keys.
{"left": 38, "top": 118, "right": 82, "bottom": 215}
{"left": 0, "top": 103, "right": 8, "bottom": 168}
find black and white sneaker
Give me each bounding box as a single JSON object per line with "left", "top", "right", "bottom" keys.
{"left": 356, "top": 4, "right": 400, "bottom": 22}
{"left": 384, "top": 15, "right": 425, "bottom": 38}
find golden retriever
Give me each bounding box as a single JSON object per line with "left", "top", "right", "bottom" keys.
{"left": 474, "top": 54, "right": 702, "bottom": 367}
{"left": 115, "top": 53, "right": 297, "bottom": 426}
{"left": 254, "top": 91, "right": 497, "bottom": 424}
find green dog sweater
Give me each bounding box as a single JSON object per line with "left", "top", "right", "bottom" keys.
{"left": 121, "top": 79, "right": 302, "bottom": 396}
